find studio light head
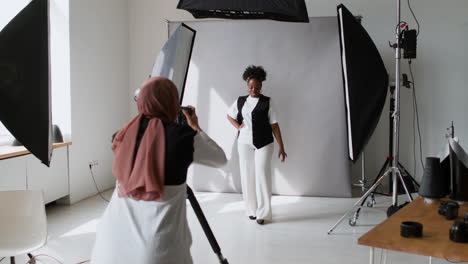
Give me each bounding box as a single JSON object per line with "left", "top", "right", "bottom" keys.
{"left": 177, "top": 0, "right": 309, "bottom": 23}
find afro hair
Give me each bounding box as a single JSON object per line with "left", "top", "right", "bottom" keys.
{"left": 242, "top": 65, "right": 267, "bottom": 82}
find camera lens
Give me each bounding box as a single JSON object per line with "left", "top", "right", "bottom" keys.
{"left": 446, "top": 203, "right": 459, "bottom": 220}
{"left": 449, "top": 222, "right": 468, "bottom": 243}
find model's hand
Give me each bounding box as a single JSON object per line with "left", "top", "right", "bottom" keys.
{"left": 182, "top": 106, "right": 202, "bottom": 131}
{"left": 278, "top": 147, "right": 287, "bottom": 162}
{"left": 238, "top": 123, "right": 245, "bottom": 130}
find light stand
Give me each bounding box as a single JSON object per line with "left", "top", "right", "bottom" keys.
{"left": 328, "top": 0, "right": 414, "bottom": 234}
{"left": 187, "top": 186, "right": 229, "bottom": 264}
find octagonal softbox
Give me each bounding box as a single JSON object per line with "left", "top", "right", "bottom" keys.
{"left": 177, "top": 0, "right": 309, "bottom": 23}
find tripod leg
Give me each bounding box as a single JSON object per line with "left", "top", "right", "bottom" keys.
{"left": 398, "top": 162, "right": 420, "bottom": 187}
{"left": 357, "top": 159, "right": 391, "bottom": 213}
{"left": 328, "top": 170, "right": 391, "bottom": 234}
{"left": 396, "top": 170, "right": 413, "bottom": 202}
{"left": 187, "top": 186, "right": 229, "bottom": 264}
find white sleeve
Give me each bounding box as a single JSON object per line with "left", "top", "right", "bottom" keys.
{"left": 268, "top": 98, "right": 278, "bottom": 124}
{"left": 193, "top": 131, "right": 227, "bottom": 168}
{"left": 227, "top": 99, "right": 238, "bottom": 119}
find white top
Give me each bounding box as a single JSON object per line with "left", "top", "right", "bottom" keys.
{"left": 228, "top": 96, "right": 278, "bottom": 145}
{"left": 91, "top": 131, "right": 226, "bottom": 264}
{"left": 193, "top": 130, "right": 227, "bottom": 167}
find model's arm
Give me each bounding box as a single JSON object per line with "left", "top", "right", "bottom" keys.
{"left": 272, "top": 123, "right": 287, "bottom": 162}
{"left": 227, "top": 115, "right": 245, "bottom": 130}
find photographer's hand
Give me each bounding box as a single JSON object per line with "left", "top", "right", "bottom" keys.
{"left": 182, "top": 106, "right": 202, "bottom": 132}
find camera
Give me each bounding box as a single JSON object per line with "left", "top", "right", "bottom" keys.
{"left": 438, "top": 201, "right": 459, "bottom": 220}
{"left": 450, "top": 221, "right": 468, "bottom": 243}
{"left": 175, "top": 106, "right": 192, "bottom": 126}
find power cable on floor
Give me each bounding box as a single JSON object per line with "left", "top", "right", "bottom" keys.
{"left": 89, "top": 164, "right": 110, "bottom": 202}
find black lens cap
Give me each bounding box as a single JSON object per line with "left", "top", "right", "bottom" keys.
{"left": 401, "top": 221, "right": 423, "bottom": 238}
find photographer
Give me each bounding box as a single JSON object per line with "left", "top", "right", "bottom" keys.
{"left": 91, "top": 77, "right": 226, "bottom": 264}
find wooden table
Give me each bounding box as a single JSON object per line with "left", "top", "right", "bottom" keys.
{"left": 0, "top": 142, "right": 72, "bottom": 160}
{"left": 358, "top": 197, "right": 468, "bottom": 264}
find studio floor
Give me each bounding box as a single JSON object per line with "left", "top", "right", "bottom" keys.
{"left": 5, "top": 190, "right": 459, "bottom": 264}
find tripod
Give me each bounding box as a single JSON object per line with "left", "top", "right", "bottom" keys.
{"left": 347, "top": 85, "right": 420, "bottom": 226}
{"left": 187, "top": 186, "right": 229, "bottom": 264}
{"left": 328, "top": 0, "right": 417, "bottom": 234}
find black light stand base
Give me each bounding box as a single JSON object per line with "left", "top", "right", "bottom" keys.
{"left": 187, "top": 186, "right": 229, "bottom": 264}
{"left": 27, "top": 253, "right": 36, "bottom": 264}
{"left": 387, "top": 201, "right": 410, "bottom": 217}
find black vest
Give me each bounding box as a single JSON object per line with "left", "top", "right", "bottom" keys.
{"left": 133, "top": 117, "right": 196, "bottom": 185}
{"left": 236, "top": 95, "right": 274, "bottom": 149}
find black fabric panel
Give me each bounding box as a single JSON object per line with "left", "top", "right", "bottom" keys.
{"left": 337, "top": 4, "right": 389, "bottom": 162}
{"left": 177, "top": 0, "right": 309, "bottom": 23}
{"left": 0, "top": 0, "right": 51, "bottom": 166}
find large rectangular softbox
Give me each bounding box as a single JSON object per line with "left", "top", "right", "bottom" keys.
{"left": 177, "top": 0, "right": 309, "bottom": 23}
{"left": 151, "top": 23, "right": 196, "bottom": 103}
{"left": 0, "top": 0, "right": 52, "bottom": 166}
{"left": 337, "top": 4, "right": 389, "bottom": 162}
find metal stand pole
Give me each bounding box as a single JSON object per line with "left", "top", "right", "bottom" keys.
{"left": 392, "top": 0, "right": 403, "bottom": 207}
{"left": 353, "top": 151, "right": 367, "bottom": 192}
{"left": 328, "top": 0, "right": 414, "bottom": 234}
{"left": 187, "top": 186, "right": 229, "bottom": 264}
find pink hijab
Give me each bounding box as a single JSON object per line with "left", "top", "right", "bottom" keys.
{"left": 112, "top": 77, "right": 179, "bottom": 201}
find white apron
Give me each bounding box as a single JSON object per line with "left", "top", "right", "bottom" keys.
{"left": 91, "top": 184, "right": 192, "bottom": 264}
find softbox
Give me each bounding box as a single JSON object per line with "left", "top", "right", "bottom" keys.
{"left": 177, "top": 0, "right": 309, "bottom": 23}
{"left": 151, "top": 23, "right": 196, "bottom": 103}
{"left": 337, "top": 4, "right": 389, "bottom": 162}
{"left": 0, "top": 0, "right": 52, "bottom": 166}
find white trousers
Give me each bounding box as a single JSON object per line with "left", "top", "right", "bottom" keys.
{"left": 238, "top": 142, "right": 274, "bottom": 220}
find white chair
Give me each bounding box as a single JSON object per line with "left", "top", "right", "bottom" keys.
{"left": 0, "top": 190, "right": 47, "bottom": 264}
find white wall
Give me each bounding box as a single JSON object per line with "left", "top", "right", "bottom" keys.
{"left": 50, "top": 0, "right": 72, "bottom": 140}
{"left": 128, "top": 0, "right": 468, "bottom": 194}
{"left": 68, "top": 0, "right": 129, "bottom": 203}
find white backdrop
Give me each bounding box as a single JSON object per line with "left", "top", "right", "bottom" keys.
{"left": 171, "top": 18, "right": 352, "bottom": 197}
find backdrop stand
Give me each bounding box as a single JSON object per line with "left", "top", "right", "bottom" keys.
{"left": 328, "top": 0, "right": 415, "bottom": 234}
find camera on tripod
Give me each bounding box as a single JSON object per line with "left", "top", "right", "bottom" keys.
{"left": 438, "top": 201, "right": 459, "bottom": 220}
